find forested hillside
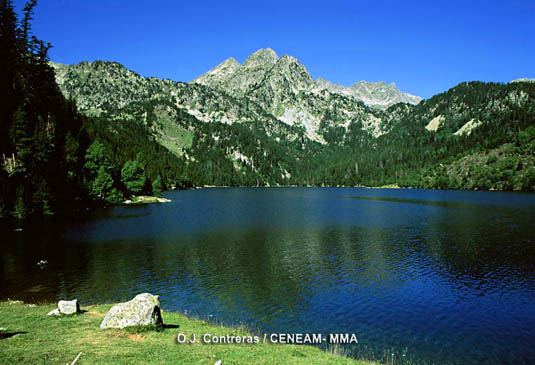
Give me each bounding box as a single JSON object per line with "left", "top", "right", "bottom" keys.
{"left": 0, "top": 0, "right": 176, "bottom": 217}
{"left": 0, "top": 0, "right": 89, "bottom": 217}
{"left": 320, "top": 81, "right": 535, "bottom": 188}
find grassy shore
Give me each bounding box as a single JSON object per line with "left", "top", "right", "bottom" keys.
{"left": 371, "top": 184, "right": 401, "bottom": 189}
{"left": 0, "top": 301, "right": 372, "bottom": 364}
{"left": 124, "top": 196, "right": 171, "bottom": 204}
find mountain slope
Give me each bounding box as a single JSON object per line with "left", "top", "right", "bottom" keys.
{"left": 191, "top": 48, "right": 422, "bottom": 140}
{"left": 51, "top": 60, "right": 323, "bottom": 187}
{"left": 53, "top": 56, "right": 390, "bottom": 144}
{"left": 51, "top": 58, "right": 535, "bottom": 192}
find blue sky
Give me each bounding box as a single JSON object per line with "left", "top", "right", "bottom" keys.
{"left": 13, "top": 0, "right": 535, "bottom": 98}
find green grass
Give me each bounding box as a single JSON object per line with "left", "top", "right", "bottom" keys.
{"left": 376, "top": 184, "right": 400, "bottom": 189}
{"left": 131, "top": 195, "right": 161, "bottom": 204}
{"left": 154, "top": 121, "right": 193, "bottom": 157}
{"left": 0, "top": 301, "right": 373, "bottom": 364}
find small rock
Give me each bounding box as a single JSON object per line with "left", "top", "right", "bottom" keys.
{"left": 124, "top": 200, "right": 132, "bottom": 204}
{"left": 47, "top": 308, "right": 60, "bottom": 316}
{"left": 100, "top": 293, "right": 163, "bottom": 329}
{"left": 215, "top": 360, "right": 222, "bottom": 365}
{"left": 37, "top": 260, "right": 48, "bottom": 268}
{"left": 58, "top": 299, "right": 80, "bottom": 314}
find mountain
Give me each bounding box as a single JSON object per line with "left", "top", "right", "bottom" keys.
{"left": 194, "top": 48, "right": 396, "bottom": 141}
{"left": 314, "top": 78, "right": 422, "bottom": 108}
{"left": 370, "top": 81, "right": 535, "bottom": 190}
{"left": 194, "top": 48, "right": 422, "bottom": 109}
{"left": 49, "top": 54, "right": 535, "bottom": 193}
{"left": 50, "top": 60, "right": 303, "bottom": 139}
{"left": 193, "top": 48, "right": 279, "bottom": 95}
{"left": 50, "top": 60, "right": 318, "bottom": 188}
{"left": 52, "top": 54, "right": 392, "bottom": 145}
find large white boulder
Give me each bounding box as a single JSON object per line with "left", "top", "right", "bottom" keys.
{"left": 100, "top": 293, "right": 163, "bottom": 329}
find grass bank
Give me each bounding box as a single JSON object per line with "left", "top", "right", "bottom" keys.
{"left": 0, "top": 301, "right": 372, "bottom": 364}
{"left": 124, "top": 196, "right": 171, "bottom": 204}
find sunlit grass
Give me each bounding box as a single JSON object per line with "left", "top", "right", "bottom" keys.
{"left": 0, "top": 301, "right": 374, "bottom": 364}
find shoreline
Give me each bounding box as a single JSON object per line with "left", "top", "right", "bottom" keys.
{"left": 188, "top": 184, "right": 535, "bottom": 192}
{"left": 123, "top": 195, "right": 172, "bottom": 205}
{"left": 193, "top": 184, "right": 402, "bottom": 189}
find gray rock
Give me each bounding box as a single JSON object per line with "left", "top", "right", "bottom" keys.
{"left": 100, "top": 293, "right": 163, "bottom": 329}
{"left": 58, "top": 299, "right": 80, "bottom": 314}
{"left": 37, "top": 260, "right": 48, "bottom": 269}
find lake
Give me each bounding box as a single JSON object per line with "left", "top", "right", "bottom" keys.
{"left": 1, "top": 187, "right": 535, "bottom": 364}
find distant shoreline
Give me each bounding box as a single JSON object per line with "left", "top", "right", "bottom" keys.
{"left": 123, "top": 195, "right": 171, "bottom": 205}
{"left": 194, "top": 184, "right": 401, "bottom": 189}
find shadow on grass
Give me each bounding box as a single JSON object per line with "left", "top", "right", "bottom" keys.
{"left": 162, "top": 323, "right": 179, "bottom": 329}
{"left": 123, "top": 323, "right": 180, "bottom": 333}
{"left": 0, "top": 331, "right": 28, "bottom": 340}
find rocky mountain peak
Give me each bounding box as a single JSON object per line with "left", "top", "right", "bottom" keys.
{"left": 279, "top": 54, "right": 298, "bottom": 63}
{"left": 219, "top": 57, "right": 240, "bottom": 68}
{"left": 266, "top": 55, "right": 314, "bottom": 91}
{"left": 510, "top": 78, "right": 535, "bottom": 83}
{"left": 243, "top": 48, "right": 278, "bottom": 68}
{"left": 192, "top": 57, "right": 241, "bottom": 86}
{"left": 190, "top": 48, "right": 423, "bottom": 110}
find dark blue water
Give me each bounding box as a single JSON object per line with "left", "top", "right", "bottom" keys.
{"left": 2, "top": 188, "right": 535, "bottom": 364}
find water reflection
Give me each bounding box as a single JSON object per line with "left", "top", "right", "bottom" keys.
{"left": 1, "top": 188, "right": 535, "bottom": 364}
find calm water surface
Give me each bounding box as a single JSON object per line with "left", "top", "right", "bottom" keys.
{"left": 1, "top": 188, "right": 535, "bottom": 364}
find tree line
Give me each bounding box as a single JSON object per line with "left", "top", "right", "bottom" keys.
{"left": 0, "top": 0, "right": 168, "bottom": 218}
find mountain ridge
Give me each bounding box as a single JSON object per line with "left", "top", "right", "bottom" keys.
{"left": 49, "top": 58, "right": 535, "bottom": 192}
{"left": 193, "top": 48, "right": 423, "bottom": 109}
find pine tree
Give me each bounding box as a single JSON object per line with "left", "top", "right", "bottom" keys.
{"left": 152, "top": 176, "right": 163, "bottom": 197}
{"left": 121, "top": 159, "right": 146, "bottom": 195}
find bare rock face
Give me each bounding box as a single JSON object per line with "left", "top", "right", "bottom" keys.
{"left": 100, "top": 293, "right": 163, "bottom": 329}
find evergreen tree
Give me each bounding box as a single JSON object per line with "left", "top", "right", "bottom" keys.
{"left": 121, "top": 159, "right": 146, "bottom": 195}
{"left": 152, "top": 176, "right": 163, "bottom": 197}
{"left": 0, "top": 0, "right": 93, "bottom": 216}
